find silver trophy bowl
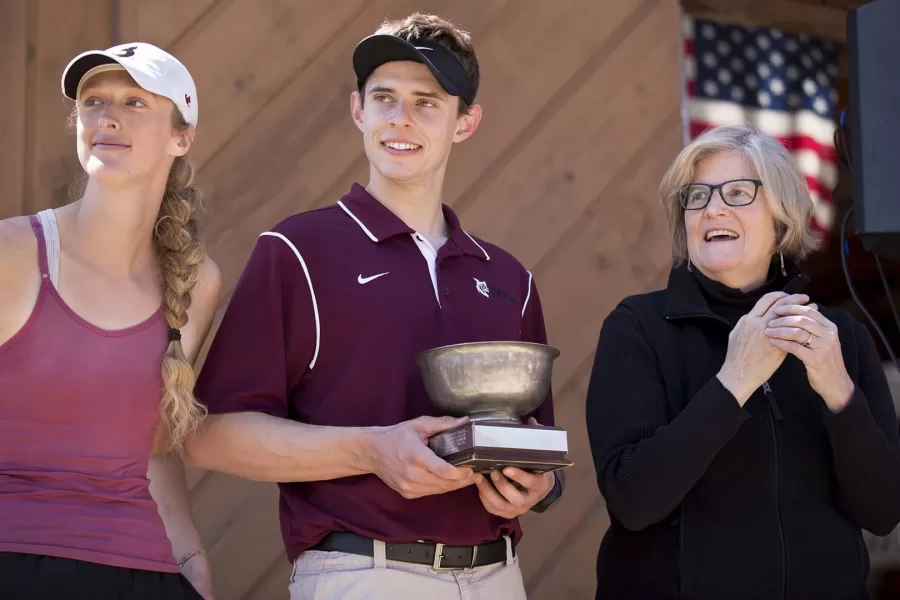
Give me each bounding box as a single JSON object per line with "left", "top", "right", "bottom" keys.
{"left": 416, "top": 341, "right": 560, "bottom": 422}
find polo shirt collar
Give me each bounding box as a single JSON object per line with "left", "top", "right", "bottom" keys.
{"left": 337, "top": 183, "right": 490, "bottom": 261}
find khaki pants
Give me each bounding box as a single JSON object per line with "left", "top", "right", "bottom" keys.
{"left": 288, "top": 539, "right": 527, "bottom": 600}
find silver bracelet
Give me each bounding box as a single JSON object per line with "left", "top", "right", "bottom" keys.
{"left": 178, "top": 549, "right": 206, "bottom": 568}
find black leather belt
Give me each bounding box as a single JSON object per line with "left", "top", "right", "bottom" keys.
{"left": 309, "top": 531, "right": 514, "bottom": 570}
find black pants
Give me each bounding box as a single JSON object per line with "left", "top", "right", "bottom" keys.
{"left": 0, "top": 552, "right": 204, "bottom": 599}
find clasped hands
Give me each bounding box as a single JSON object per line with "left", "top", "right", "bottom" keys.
{"left": 722, "top": 291, "right": 855, "bottom": 412}
{"left": 369, "top": 415, "right": 555, "bottom": 518}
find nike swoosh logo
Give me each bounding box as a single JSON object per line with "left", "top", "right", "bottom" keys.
{"left": 358, "top": 272, "right": 389, "bottom": 284}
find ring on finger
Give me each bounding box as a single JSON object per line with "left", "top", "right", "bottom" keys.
{"left": 803, "top": 332, "right": 814, "bottom": 348}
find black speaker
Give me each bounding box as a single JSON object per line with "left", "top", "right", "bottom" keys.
{"left": 847, "top": 0, "right": 900, "bottom": 260}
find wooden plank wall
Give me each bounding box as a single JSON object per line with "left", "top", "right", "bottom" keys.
{"left": 0, "top": 0, "right": 685, "bottom": 597}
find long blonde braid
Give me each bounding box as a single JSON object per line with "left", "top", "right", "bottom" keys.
{"left": 155, "top": 128, "right": 208, "bottom": 452}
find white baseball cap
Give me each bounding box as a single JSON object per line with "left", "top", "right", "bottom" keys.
{"left": 61, "top": 42, "right": 198, "bottom": 126}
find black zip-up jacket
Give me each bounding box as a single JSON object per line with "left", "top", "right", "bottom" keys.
{"left": 586, "top": 262, "right": 900, "bottom": 600}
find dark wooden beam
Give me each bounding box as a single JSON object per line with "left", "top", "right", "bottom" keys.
{"left": 681, "top": 0, "right": 864, "bottom": 42}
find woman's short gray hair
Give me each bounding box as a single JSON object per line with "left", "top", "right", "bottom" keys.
{"left": 659, "top": 123, "right": 821, "bottom": 265}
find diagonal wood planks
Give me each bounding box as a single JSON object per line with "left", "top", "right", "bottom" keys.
{"left": 173, "top": 0, "right": 370, "bottom": 170}
{"left": 460, "top": 0, "right": 683, "bottom": 389}
{"left": 0, "top": 0, "right": 29, "bottom": 219}
{"left": 187, "top": 468, "right": 287, "bottom": 599}
{"left": 515, "top": 114, "right": 683, "bottom": 589}
{"left": 127, "top": 0, "right": 222, "bottom": 49}
{"left": 25, "top": 0, "right": 115, "bottom": 214}
{"left": 241, "top": 554, "right": 293, "bottom": 600}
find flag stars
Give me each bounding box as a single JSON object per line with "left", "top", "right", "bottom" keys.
{"left": 813, "top": 97, "right": 829, "bottom": 115}
{"left": 770, "top": 78, "right": 785, "bottom": 96}
{"left": 803, "top": 78, "right": 817, "bottom": 96}
{"left": 687, "top": 18, "right": 839, "bottom": 118}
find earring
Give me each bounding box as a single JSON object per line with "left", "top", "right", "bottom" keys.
{"left": 779, "top": 252, "right": 786, "bottom": 277}
{"left": 687, "top": 259, "right": 693, "bottom": 272}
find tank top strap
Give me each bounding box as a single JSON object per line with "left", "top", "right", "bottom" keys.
{"left": 36, "top": 209, "right": 60, "bottom": 288}
{"left": 27, "top": 214, "right": 50, "bottom": 280}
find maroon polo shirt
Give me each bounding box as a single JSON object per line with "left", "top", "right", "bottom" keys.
{"left": 195, "top": 183, "right": 554, "bottom": 563}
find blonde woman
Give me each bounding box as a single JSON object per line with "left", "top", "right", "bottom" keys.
{"left": 586, "top": 123, "right": 900, "bottom": 600}
{"left": 0, "top": 43, "right": 220, "bottom": 598}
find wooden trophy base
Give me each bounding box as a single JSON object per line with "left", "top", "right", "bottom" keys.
{"left": 427, "top": 420, "right": 573, "bottom": 474}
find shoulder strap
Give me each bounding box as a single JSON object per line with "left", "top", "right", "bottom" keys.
{"left": 36, "top": 209, "right": 60, "bottom": 287}
{"left": 27, "top": 214, "right": 50, "bottom": 280}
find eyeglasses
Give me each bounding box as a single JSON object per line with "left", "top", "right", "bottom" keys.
{"left": 678, "top": 178, "right": 763, "bottom": 210}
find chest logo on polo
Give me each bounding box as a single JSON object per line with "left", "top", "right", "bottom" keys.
{"left": 474, "top": 278, "right": 490, "bottom": 298}
{"left": 473, "top": 278, "right": 516, "bottom": 305}
{"left": 358, "top": 272, "right": 389, "bottom": 284}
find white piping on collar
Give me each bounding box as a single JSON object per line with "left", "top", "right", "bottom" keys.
{"left": 338, "top": 199, "right": 489, "bottom": 263}
{"left": 522, "top": 271, "right": 533, "bottom": 318}
{"left": 338, "top": 200, "right": 379, "bottom": 243}
{"left": 259, "top": 232, "right": 320, "bottom": 370}
{"left": 463, "top": 230, "right": 490, "bottom": 260}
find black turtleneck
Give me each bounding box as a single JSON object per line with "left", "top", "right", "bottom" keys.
{"left": 691, "top": 261, "right": 784, "bottom": 325}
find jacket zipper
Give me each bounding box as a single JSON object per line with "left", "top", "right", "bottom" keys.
{"left": 764, "top": 382, "right": 787, "bottom": 600}
{"left": 763, "top": 381, "right": 783, "bottom": 420}
{"left": 668, "top": 312, "right": 787, "bottom": 597}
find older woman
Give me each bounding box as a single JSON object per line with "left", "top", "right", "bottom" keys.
{"left": 586, "top": 123, "right": 900, "bottom": 600}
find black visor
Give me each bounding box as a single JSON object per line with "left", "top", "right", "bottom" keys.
{"left": 352, "top": 34, "right": 475, "bottom": 106}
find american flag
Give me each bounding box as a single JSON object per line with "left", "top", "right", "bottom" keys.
{"left": 681, "top": 16, "right": 840, "bottom": 240}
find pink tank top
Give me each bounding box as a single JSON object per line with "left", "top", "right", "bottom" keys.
{"left": 0, "top": 214, "right": 179, "bottom": 572}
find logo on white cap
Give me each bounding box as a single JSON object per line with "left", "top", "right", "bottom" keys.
{"left": 62, "top": 42, "right": 199, "bottom": 126}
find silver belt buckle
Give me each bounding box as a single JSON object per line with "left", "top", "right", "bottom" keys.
{"left": 430, "top": 542, "right": 479, "bottom": 570}
{"left": 432, "top": 542, "right": 451, "bottom": 570}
